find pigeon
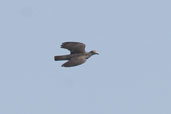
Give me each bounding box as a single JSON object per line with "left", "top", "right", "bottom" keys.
{"left": 54, "top": 42, "right": 99, "bottom": 67}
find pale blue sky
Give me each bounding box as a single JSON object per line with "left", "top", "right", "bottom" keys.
{"left": 0, "top": 0, "right": 171, "bottom": 114}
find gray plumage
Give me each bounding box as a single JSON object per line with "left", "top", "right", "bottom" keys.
{"left": 54, "top": 42, "right": 99, "bottom": 67}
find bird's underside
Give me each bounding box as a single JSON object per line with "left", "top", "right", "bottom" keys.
{"left": 54, "top": 42, "right": 98, "bottom": 67}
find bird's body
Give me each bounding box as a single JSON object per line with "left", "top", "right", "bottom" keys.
{"left": 54, "top": 42, "right": 98, "bottom": 67}
{"left": 54, "top": 52, "right": 94, "bottom": 61}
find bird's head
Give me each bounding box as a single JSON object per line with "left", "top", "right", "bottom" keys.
{"left": 90, "top": 50, "right": 99, "bottom": 55}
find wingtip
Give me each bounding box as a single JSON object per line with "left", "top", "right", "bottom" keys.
{"left": 60, "top": 43, "right": 65, "bottom": 48}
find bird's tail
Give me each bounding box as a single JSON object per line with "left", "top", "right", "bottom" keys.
{"left": 54, "top": 55, "right": 68, "bottom": 61}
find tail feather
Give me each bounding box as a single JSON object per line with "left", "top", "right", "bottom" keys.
{"left": 54, "top": 55, "right": 68, "bottom": 61}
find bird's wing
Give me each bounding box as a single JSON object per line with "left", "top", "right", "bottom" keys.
{"left": 62, "top": 56, "right": 86, "bottom": 67}
{"left": 61, "top": 42, "right": 86, "bottom": 54}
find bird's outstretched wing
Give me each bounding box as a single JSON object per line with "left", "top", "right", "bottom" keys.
{"left": 61, "top": 42, "right": 86, "bottom": 54}
{"left": 62, "top": 56, "right": 86, "bottom": 67}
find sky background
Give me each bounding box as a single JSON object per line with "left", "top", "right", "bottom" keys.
{"left": 0, "top": 0, "right": 171, "bottom": 114}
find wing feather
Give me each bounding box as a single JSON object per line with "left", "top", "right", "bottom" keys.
{"left": 61, "top": 42, "right": 86, "bottom": 54}
{"left": 62, "top": 56, "right": 86, "bottom": 67}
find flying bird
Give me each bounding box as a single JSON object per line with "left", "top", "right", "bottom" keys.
{"left": 54, "top": 42, "right": 99, "bottom": 67}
